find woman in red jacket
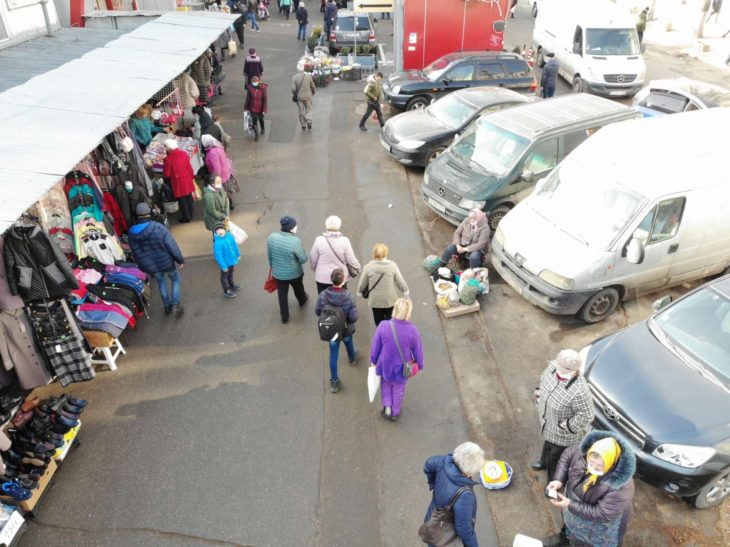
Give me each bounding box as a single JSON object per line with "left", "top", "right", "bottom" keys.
{"left": 245, "top": 75, "right": 268, "bottom": 142}
{"left": 162, "top": 139, "right": 196, "bottom": 223}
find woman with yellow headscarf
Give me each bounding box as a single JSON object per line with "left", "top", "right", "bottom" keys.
{"left": 542, "top": 431, "right": 637, "bottom": 547}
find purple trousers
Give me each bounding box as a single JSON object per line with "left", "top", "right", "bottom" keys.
{"left": 381, "top": 380, "right": 407, "bottom": 416}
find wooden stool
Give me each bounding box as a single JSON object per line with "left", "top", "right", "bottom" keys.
{"left": 83, "top": 330, "right": 126, "bottom": 371}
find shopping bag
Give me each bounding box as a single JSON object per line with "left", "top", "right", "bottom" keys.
{"left": 243, "top": 111, "right": 254, "bottom": 136}
{"left": 367, "top": 365, "right": 381, "bottom": 403}
{"left": 264, "top": 268, "right": 277, "bottom": 293}
{"left": 192, "top": 181, "right": 203, "bottom": 201}
{"left": 228, "top": 221, "right": 249, "bottom": 245}
{"left": 228, "top": 40, "right": 237, "bottom": 57}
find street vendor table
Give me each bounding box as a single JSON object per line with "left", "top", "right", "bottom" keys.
{"left": 143, "top": 134, "right": 203, "bottom": 174}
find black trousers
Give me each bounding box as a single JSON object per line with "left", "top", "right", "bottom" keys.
{"left": 276, "top": 275, "right": 308, "bottom": 321}
{"left": 540, "top": 440, "right": 568, "bottom": 481}
{"left": 251, "top": 113, "right": 265, "bottom": 136}
{"left": 372, "top": 307, "right": 393, "bottom": 326}
{"left": 178, "top": 194, "right": 194, "bottom": 221}
{"left": 234, "top": 18, "right": 245, "bottom": 45}
{"left": 360, "top": 101, "right": 384, "bottom": 128}
{"left": 220, "top": 266, "right": 235, "bottom": 291}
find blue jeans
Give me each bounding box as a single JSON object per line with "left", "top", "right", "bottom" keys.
{"left": 441, "top": 244, "right": 485, "bottom": 269}
{"left": 154, "top": 270, "right": 180, "bottom": 308}
{"left": 248, "top": 12, "right": 259, "bottom": 30}
{"left": 329, "top": 335, "right": 355, "bottom": 382}
{"left": 298, "top": 22, "right": 307, "bottom": 40}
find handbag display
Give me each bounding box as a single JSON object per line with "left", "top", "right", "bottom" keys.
{"left": 418, "top": 486, "right": 471, "bottom": 546}
{"left": 263, "top": 268, "right": 277, "bottom": 293}
{"left": 361, "top": 272, "right": 384, "bottom": 299}
{"left": 389, "top": 320, "right": 419, "bottom": 378}
{"left": 323, "top": 236, "right": 359, "bottom": 278}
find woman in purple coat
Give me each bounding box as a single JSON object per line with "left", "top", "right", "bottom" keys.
{"left": 370, "top": 297, "right": 424, "bottom": 421}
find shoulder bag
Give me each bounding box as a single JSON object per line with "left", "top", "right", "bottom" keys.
{"left": 292, "top": 75, "right": 304, "bottom": 103}
{"left": 418, "top": 485, "right": 471, "bottom": 546}
{"left": 263, "top": 268, "right": 277, "bottom": 293}
{"left": 389, "top": 320, "right": 419, "bottom": 378}
{"left": 323, "top": 236, "right": 359, "bottom": 278}
{"left": 361, "top": 272, "right": 384, "bottom": 299}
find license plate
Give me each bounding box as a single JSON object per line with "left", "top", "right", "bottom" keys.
{"left": 428, "top": 198, "right": 446, "bottom": 213}
{"left": 609, "top": 90, "right": 626, "bottom": 96}
{"left": 345, "top": 32, "right": 357, "bottom": 39}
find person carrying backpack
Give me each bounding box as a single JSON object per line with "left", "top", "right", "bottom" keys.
{"left": 315, "top": 268, "right": 359, "bottom": 393}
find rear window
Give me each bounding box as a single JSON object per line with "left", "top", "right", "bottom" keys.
{"left": 503, "top": 59, "right": 531, "bottom": 78}
{"left": 336, "top": 16, "right": 370, "bottom": 31}
{"left": 639, "top": 91, "right": 689, "bottom": 114}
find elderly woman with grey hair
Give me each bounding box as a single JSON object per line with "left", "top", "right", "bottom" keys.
{"left": 422, "top": 442, "right": 485, "bottom": 547}
{"left": 310, "top": 215, "right": 361, "bottom": 294}
{"left": 533, "top": 349, "right": 595, "bottom": 480}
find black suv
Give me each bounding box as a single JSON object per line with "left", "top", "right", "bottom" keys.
{"left": 383, "top": 51, "right": 536, "bottom": 111}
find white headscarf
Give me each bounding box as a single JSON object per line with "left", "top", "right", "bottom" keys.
{"left": 201, "top": 134, "right": 223, "bottom": 149}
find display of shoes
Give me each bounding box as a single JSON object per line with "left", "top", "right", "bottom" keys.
{"left": 1, "top": 481, "right": 32, "bottom": 501}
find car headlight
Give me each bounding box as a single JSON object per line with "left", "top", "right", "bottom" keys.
{"left": 636, "top": 70, "right": 646, "bottom": 83}
{"left": 578, "top": 344, "right": 592, "bottom": 374}
{"left": 494, "top": 226, "right": 505, "bottom": 247}
{"left": 538, "top": 269, "right": 574, "bottom": 290}
{"left": 392, "top": 85, "right": 401, "bottom": 95}
{"left": 652, "top": 444, "right": 715, "bottom": 469}
{"left": 398, "top": 140, "right": 426, "bottom": 150}
{"left": 458, "top": 198, "right": 486, "bottom": 210}
{"left": 423, "top": 171, "right": 430, "bottom": 186}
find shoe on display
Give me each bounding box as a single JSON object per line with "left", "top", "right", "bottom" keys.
{"left": 1, "top": 481, "right": 31, "bottom": 501}
{"left": 66, "top": 396, "right": 87, "bottom": 408}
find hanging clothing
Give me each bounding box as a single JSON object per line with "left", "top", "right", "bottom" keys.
{"left": 0, "top": 309, "right": 53, "bottom": 389}
{"left": 113, "top": 182, "right": 149, "bottom": 228}
{"left": 103, "top": 192, "right": 128, "bottom": 234}
{"left": 0, "top": 236, "right": 25, "bottom": 310}
{"left": 26, "top": 299, "right": 94, "bottom": 387}
{"left": 3, "top": 226, "right": 78, "bottom": 301}
{"left": 79, "top": 230, "right": 126, "bottom": 265}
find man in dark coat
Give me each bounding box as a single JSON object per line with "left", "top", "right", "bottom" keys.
{"left": 127, "top": 203, "right": 185, "bottom": 317}
{"left": 296, "top": 2, "right": 309, "bottom": 40}
{"left": 229, "top": 0, "right": 245, "bottom": 45}
{"left": 540, "top": 52, "right": 559, "bottom": 98}
{"left": 324, "top": 0, "right": 337, "bottom": 38}
{"left": 243, "top": 48, "right": 264, "bottom": 84}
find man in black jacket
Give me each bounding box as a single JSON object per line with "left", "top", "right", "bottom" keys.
{"left": 296, "top": 2, "right": 309, "bottom": 41}
{"left": 540, "top": 52, "right": 559, "bottom": 99}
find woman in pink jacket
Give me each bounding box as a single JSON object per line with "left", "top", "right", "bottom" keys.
{"left": 201, "top": 134, "right": 239, "bottom": 207}
{"left": 310, "top": 215, "right": 361, "bottom": 293}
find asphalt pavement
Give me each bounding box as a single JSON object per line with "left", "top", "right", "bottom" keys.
{"left": 20, "top": 12, "right": 497, "bottom": 547}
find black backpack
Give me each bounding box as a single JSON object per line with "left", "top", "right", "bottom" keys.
{"left": 318, "top": 303, "right": 346, "bottom": 341}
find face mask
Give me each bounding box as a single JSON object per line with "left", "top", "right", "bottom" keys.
{"left": 586, "top": 464, "right": 604, "bottom": 476}
{"left": 252, "top": 82, "right": 259, "bottom": 87}
{"left": 555, "top": 370, "right": 574, "bottom": 381}
{"left": 291, "top": 225, "right": 298, "bottom": 234}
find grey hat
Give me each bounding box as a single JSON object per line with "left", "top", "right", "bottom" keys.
{"left": 136, "top": 202, "right": 151, "bottom": 216}
{"left": 554, "top": 349, "right": 581, "bottom": 375}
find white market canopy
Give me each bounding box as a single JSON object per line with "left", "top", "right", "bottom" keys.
{"left": 0, "top": 11, "right": 238, "bottom": 232}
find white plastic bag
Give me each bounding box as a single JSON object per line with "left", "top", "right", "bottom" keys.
{"left": 228, "top": 221, "right": 248, "bottom": 245}
{"left": 367, "top": 365, "right": 380, "bottom": 403}
{"left": 242, "top": 111, "right": 254, "bottom": 136}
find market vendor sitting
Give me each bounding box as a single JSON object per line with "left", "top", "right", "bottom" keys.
{"left": 130, "top": 104, "right": 171, "bottom": 148}
{"left": 441, "top": 209, "right": 490, "bottom": 269}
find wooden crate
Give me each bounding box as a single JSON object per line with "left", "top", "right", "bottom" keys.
{"left": 438, "top": 300, "right": 480, "bottom": 318}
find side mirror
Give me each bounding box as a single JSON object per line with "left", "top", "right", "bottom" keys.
{"left": 521, "top": 169, "right": 534, "bottom": 182}
{"left": 652, "top": 295, "right": 673, "bottom": 312}
{"left": 626, "top": 237, "right": 645, "bottom": 264}
{"left": 534, "top": 176, "right": 548, "bottom": 193}
{"left": 572, "top": 42, "right": 582, "bottom": 55}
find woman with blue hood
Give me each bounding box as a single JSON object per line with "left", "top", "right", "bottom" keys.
{"left": 545, "top": 430, "right": 636, "bottom": 547}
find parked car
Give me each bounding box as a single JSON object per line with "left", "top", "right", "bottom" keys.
{"left": 581, "top": 273, "right": 730, "bottom": 508}
{"left": 382, "top": 51, "right": 536, "bottom": 111}
{"left": 422, "top": 93, "right": 638, "bottom": 229}
{"left": 633, "top": 78, "right": 730, "bottom": 117}
{"left": 380, "top": 87, "right": 531, "bottom": 167}
{"left": 491, "top": 109, "right": 730, "bottom": 323}
{"left": 328, "top": 9, "right": 376, "bottom": 55}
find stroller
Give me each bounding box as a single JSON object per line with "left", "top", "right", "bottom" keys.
{"left": 258, "top": 0, "right": 270, "bottom": 20}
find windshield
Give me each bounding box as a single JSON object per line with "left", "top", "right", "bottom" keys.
{"left": 451, "top": 119, "right": 529, "bottom": 174}
{"left": 427, "top": 94, "right": 477, "bottom": 129}
{"left": 653, "top": 287, "right": 730, "bottom": 384}
{"left": 336, "top": 16, "right": 370, "bottom": 31}
{"left": 532, "top": 160, "right": 646, "bottom": 249}
{"left": 422, "top": 57, "right": 452, "bottom": 81}
{"left": 586, "top": 28, "right": 640, "bottom": 56}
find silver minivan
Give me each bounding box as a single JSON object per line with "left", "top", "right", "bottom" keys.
{"left": 492, "top": 109, "right": 730, "bottom": 323}
{"left": 328, "top": 9, "right": 376, "bottom": 54}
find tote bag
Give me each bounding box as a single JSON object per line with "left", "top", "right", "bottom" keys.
{"left": 264, "top": 268, "right": 277, "bottom": 293}
{"left": 228, "top": 221, "right": 249, "bottom": 245}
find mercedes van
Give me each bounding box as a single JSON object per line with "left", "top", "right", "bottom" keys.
{"left": 533, "top": 0, "right": 646, "bottom": 97}
{"left": 491, "top": 109, "right": 730, "bottom": 323}
{"left": 421, "top": 93, "right": 638, "bottom": 229}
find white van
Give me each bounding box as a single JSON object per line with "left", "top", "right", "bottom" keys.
{"left": 491, "top": 108, "right": 730, "bottom": 323}
{"left": 533, "top": 0, "right": 646, "bottom": 97}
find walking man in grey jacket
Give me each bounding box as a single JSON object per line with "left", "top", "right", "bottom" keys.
{"left": 292, "top": 67, "right": 316, "bottom": 130}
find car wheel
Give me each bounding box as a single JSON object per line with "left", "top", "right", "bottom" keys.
{"left": 578, "top": 288, "right": 620, "bottom": 323}
{"left": 488, "top": 205, "right": 511, "bottom": 231}
{"left": 536, "top": 48, "right": 545, "bottom": 68}
{"left": 426, "top": 147, "right": 446, "bottom": 165}
{"left": 532, "top": 3, "right": 538, "bottom": 17}
{"left": 573, "top": 77, "right": 584, "bottom": 93}
{"left": 407, "top": 97, "right": 430, "bottom": 111}
{"left": 690, "top": 468, "right": 730, "bottom": 509}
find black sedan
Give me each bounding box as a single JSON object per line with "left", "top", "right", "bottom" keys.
{"left": 581, "top": 274, "right": 730, "bottom": 508}
{"left": 379, "top": 87, "right": 531, "bottom": 167}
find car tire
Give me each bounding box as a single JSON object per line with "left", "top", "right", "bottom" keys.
{"left": 578, "top": 288, "right": 620, "bottom": 323}
{"left": 426, "top": 147, "right": 446, "bottom": 166}
{"left": 573, "top": 76, "right": 584, "bottom": 93}
{"left": 689, "top": 468, "right": 730, "bottom": 509}
{"left": 488, "top": 205, "right": 511, "bottom": 231}
{"left": 536, "top": 48, "right": 545, "bottom": 68}
{"left": 532, "top": 3, "right": 538, "bottom": 17}
{"left": 406, "top": 96, "right": 430, "bottom": 111}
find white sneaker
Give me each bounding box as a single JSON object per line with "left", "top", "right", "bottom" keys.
{"left": 385, "top": 406, "right": 392, "bottom": 417}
